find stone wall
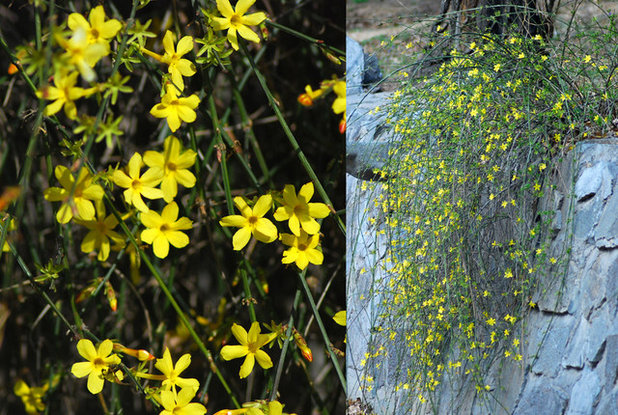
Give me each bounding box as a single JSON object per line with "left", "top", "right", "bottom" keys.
{"left": 346, "top": 37, "right": 618, "bottom": 415}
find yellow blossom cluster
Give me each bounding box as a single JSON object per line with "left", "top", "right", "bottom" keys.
{"left": 219, "top": 182, "right": 330, "bottom": 270}
{"left": 69, "top": 338, "right": 206, "bottom": 415}
{"left": 44, "top": 136, "right": 196, "bottom": 261}
{"left": 36, "top": 6, "right": 123, "bottom": 120}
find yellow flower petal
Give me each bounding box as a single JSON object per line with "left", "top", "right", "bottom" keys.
{"left": 220, "top": 345, "right": 248, "bottom": 360}
{"left": 239, "top": 353, "right": 255, "bottom": 379}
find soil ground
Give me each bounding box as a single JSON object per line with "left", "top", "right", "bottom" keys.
{"left": 347, "top": 0, "right": 439, "bottom": 90}
{"left": 347, "top": 0, "right": 618, "bottom": 91}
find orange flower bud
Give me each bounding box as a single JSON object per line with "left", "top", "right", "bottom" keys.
{"left": 292, "top": 328, "right": 313, "bottom": 362}
{"left": 113, "top": 343, "right": 155, "bottom": 361}
{"left": 105, "top": 281, "right": 117, "bottom": 312}
{"left": 0, "top": 186, "right": 21, "bottom": 211}
{"left": 297, "top": 93, "right": 313, "bottom": 107}
{"left": 8, "top": 63, "right": 18, "bottom": 75}
{"left": 339, "top": 119, "right": 346, "bottom": 134}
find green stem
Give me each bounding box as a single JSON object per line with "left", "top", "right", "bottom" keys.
{"left": 266, "top": 21, "right": 345, "bottom": 57}
{"left": 297, "top": 271, "right": 346, "bottom": 392}
{"left": 269, "top": 288, "right": 302, "bottom": 401}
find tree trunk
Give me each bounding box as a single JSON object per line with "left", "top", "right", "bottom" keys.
{"left": 434, "top": 0, "right": 555, "bottom": 41}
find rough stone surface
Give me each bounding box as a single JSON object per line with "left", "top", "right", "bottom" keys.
{"left": 595, "top": 386, "right": 618, "bottom": 415}
{"left": 513, "top": 376, "right": 568, "bottom": 415}
{"left": 565, "top": 369, "right": 601, "bottom": 415}
{"left": 346, "top": 36, "right": 364, "bottom": 96}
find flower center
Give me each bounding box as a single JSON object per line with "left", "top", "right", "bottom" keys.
{"left": 93, "top": 357, "right": 106, "bottom": 369}
{"left": 160, "top": 224, "right": 170, "bottom": 232}
{"left": 230, "top": 13, "right": 242, "bottom": 26}
{"left": 293, "top": 204, "right": 306, "bottom": 215}
{"left": 95, "top": 221, "right": 107, "bottom": 234}
{"left": 298, "top": 243, "right": 307, "bottom": 251}
{"left": 91, "top": 29, "right": 99, "bottom": 39}
{"left": 131, "top": 179, "right": 141, "bottom": 189}
{"left": 248, "top": 216, "right": 258, "bottom": 226}
{"left": 248, "top": 342, "right": 259, "bottom": 354}
{"left": 167, "top": 162, "right": 177, "bottom": 172}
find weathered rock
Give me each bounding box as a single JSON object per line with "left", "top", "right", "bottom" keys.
{"left": 346, "top": 36, "right": 364, "bottom": 96}
{"left": 513, "top": 375, "right": 568, "bottom": 415}
{"left": 595, "top": 386, "right": 618, "bottom": 415}
{"left": 565, "top": 369, "right": 601, "bottom": 415}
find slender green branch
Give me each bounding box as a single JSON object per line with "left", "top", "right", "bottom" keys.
{"left": 297, "top": 272, "right": 346, "bottom": 392}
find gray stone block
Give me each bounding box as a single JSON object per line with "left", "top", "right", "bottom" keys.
{"left": 565, "top": 369, "right": 601, "bottom": 415}
{"left": 514, "top": 376, "right": 567, "bottom": 415}
{"left": 595, "top": 386, "right": 618, "bottom": 415}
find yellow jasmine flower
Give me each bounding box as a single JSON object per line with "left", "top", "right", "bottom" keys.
{"left": 67, "top": 5, "right": 122, "bottom": 48}
{"left": 333, "top": 310, "right": 346, "bottom": 326}
{"left": 273, "top": 182, "right": 330, "bottom": 236}
{"left": 155, "top": 348, "right": 200, "bottom": 392}
{"left": 211, "top": 0, "right": 267, "bottom": 51}
{"left": 14, "top": 379, "right": 48, "bottom": 415}
{"left": 143, "top": 136, "right": 197, "bottom": 203}
{"left": 150, "top": 85, "right": 200, "bottom": 133}
{"left": 159, "top": 387, "right": 206, "bottom": 415}
{"left": 331, "top": 79, "right": 345, "bottom": 115}
{"left": 280, "top": 230, "right": 323, "bottom": 270}
{"left": 220, "top": 322, "right": 276, "bottom": 379}
{"left": 140, "top": 202, "right": 193, "bottom": 258}
{"left": 71, "top": 339, "right": 121, "bottom": 394}
{"left": 56, "top": 27, "right": 109, "bottom": 82}
{"left": 75, "top": 201, "right": 125, "bottom": 261}
{"left": 142, "top": 31, "right": 196, "bottom": 91}
{"left": 36, "top": 71, "right": 90, "bottom": 119}
{"left": 219, "top": 195, "right": 277, "bottom": 250}
{"left": 332, "top": 80, "right": 346, "bottom": 132}
{"left": 112, "top": 152, "right": 164, "bottom": 212}
{"left": 44, "top": 165, "right": 104, "bottom": 224}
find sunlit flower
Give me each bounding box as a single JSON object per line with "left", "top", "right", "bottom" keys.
{"left": 219, "top": 195, "right": 277, "bottom": 250}
{"left": 56, "top": 27, "right": 108, "bottom": 82}
{"left": 220, "top": 322, "right": 276, "bottom": 379}
{"left": 332, "top": 79, "right": 346, "bottom": 132}
{"left": 68, "top": 5, "right": 122, "bottom": 47}
{"left": 44, "top": 165, "right": 104, "bottom": 224}
{"left": 332, "top": 80, "right": 345, "bottom": 115}
{"left": 333, "top": 310, "right": 346, "bottom": 326}
{"left": 159, "top": 387, "right": 206, "bottom": 415}
{"left": 75, "top": 201, "right": 125, "bottom": 261}
{"left": 140, "top": 202, "right": 193, "bottom": 258}
{"left": 155, "top": 348, "right": 200, "bottom": 392}
{"left": 36, "top": 71, "right": 90, "bottom": 119}
{"left": 273, "top": 182, "right": 330, "bottom": 236}
{"left": 280, "top": 230, "right": 323, "bottom": 270}
{"left": 14, "top": 379, "right": 48, "bottom": 415}
{"left": 71, "top": 339, "right": 121, "bottom": 394}
{"left": 211, "top": 0, "right": 267, "bottom": 51}
{"left": 112, "top": 152, "right": 164, "bottom": 212}
{"left": 143, "top": 31, "right": 196, "bottom": 91}
{"left": 150, "top": 85, "right": 200, "bottom": 133}
{"left": 143, "top": 136, "right": 197, "bottom": 202}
